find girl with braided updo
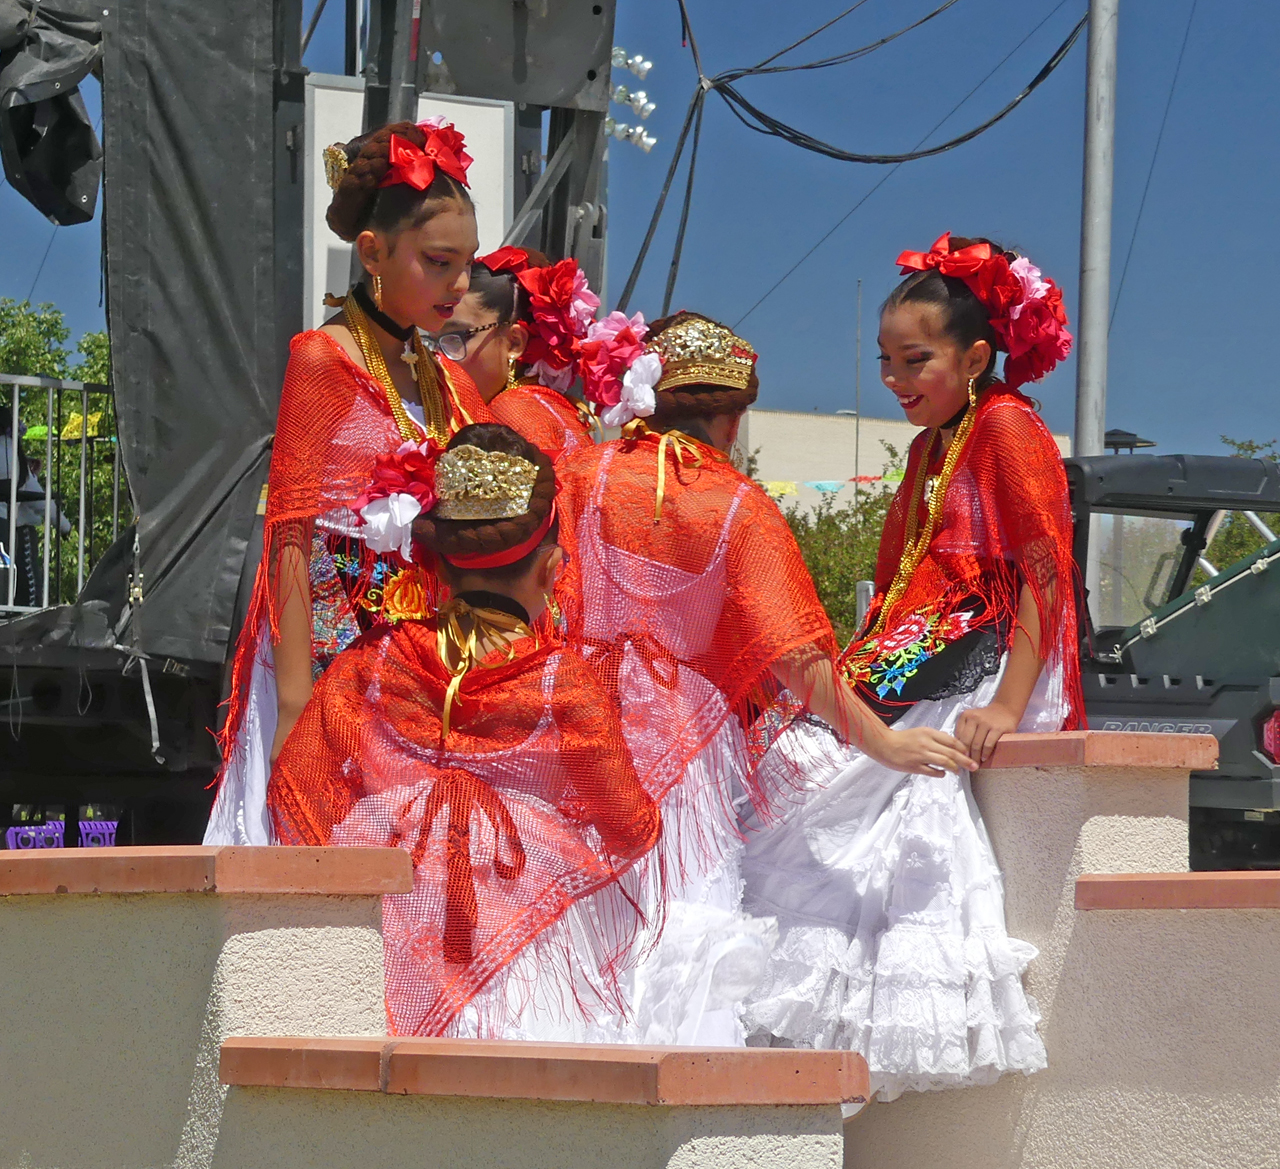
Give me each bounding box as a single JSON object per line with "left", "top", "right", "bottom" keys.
{"left": 435, "top": 246, "right": 600, "bottom": 461}
{"left": 741, "top": 234, "right": 1079, "bottom": 1103}
{"left": 556, "top": 310, "right": 976, "bottom": 1047}
{"left": 271, "top": 423, "right": 659, "bottom": 1039}
{"left": 206, "top": 118, "right": 493, "bottom": 847}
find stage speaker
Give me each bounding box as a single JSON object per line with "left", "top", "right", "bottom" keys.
{"left": 418, "top": 0, "right": 616, "bottom": 112}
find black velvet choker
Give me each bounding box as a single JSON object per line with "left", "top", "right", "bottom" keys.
{"left": 352, "top": 281, "right": 415, "bottom": 343}
{"left": 455, "top": 590, "right": 531, "bottom": 626}
{"left": 941, "top": 401, "right": 969, "bottom": 430}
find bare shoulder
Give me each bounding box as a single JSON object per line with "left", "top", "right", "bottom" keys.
{"left": 319, "top": 320, "right": 367, "bottom": 370}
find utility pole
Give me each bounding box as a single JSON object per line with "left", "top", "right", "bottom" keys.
{"left": 1075, "top": 0, "right": 1119, "bottom": 457}
{"left": 854, "top": 278, "right": 862, "bottom": 494}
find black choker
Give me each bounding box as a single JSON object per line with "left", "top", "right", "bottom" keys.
{"left": 352, "top": 281, "right": 415, "bottom": 343}
{"left": 941, "top": 402, "right": 969, "bottom": 430}
{"left": 455, "top": 590, "right": 531, "bottom": 626}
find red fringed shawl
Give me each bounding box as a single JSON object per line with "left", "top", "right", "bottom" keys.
{"left": 842, "top": 387, "right": 1082, "bottom": 725}
{"left": 269, "top": 619, "right": 660, "bottom": 1036}
{"left": 490, "top": 383, "right": 595, "bottom": 462}
{"left": 216, "top": 329, "right": 491, "bottom": 773}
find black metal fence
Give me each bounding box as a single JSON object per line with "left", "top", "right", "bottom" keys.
{"left": 1, "top": 373, "right": 132, "bottom": 613}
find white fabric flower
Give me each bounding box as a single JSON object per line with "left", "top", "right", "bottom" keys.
{"left": 601, "top": 351, "right": 661, "bottom": 428}
{"left": 358, "top": 492, "right": 423, "bottom": 561}
{"left": 529, "top": 358, "right": 577, "bottom": 392}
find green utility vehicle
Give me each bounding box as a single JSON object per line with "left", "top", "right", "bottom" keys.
{"left": 1067, "top": 454, "right": 1280, "bottom": 869}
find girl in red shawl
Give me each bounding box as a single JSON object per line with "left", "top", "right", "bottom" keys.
{"left": 557, "top": 311, "right": 975, "bottom": 1046}
{"left": 434, "top": 246, "right": 600, "bottom": 462}
{"left": 742, "top": 235, "right": 1079, "bottom": 1104}
{"left": 271, "top": 424, "right": 659, "bottom": 1038}
{"left": 206, "top": 117, "right": 492, "bottom": 846}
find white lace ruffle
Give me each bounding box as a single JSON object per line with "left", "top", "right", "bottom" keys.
{"left": 742, "top": 659, "right": 1062, "bottom": 1102}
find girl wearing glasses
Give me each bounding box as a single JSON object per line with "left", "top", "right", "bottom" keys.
{"left": 206, "top": 117, "right": 492, "bottom": 847}
{"left": 435, "top": 247, "right": 600, "bottom": 462}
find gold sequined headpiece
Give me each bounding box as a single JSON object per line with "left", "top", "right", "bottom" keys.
{"left": 324, "top": 143, "right": 351, "bottom": 191}
{"left": 433, "top": 445, "right": 539, "bottom": 520}
{"left": 649, "top": 317, "right": 757, "bottom": 392}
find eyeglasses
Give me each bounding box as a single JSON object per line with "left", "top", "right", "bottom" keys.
{"left": 428, "top": 321, "right": 499, "bottom": 362}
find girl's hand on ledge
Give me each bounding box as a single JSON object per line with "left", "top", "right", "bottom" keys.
{"left": 956, "top": 702, "right": 1021, "bottom": 767}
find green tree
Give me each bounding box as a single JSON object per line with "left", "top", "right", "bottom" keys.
{"left": 1191, "top": 435, "right": 1280, "bottom": 586}
{"left": 0, "top": 299, "right": 126, "bottom": 607}
{"left": 774, "top": 443, "right": 904, "bottom": 644}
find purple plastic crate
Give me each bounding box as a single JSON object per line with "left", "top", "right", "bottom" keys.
{"left": 78, "top": 820, "right": 119, "bottom": 848}
{"left": 6, "top": 822, "right": 66, "bottom": 849}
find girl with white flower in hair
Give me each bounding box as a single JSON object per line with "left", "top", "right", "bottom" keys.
{"left": 741, "top": 235, "right": 1080, "bottom": 1104}
{"left": 555, "top": 310, "right": 976, "bottom": 1047}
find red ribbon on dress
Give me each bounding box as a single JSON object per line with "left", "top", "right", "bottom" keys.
{"left": 396, "top": 768, "right": 526, "bottom": 965}
{"left": 443, "top": 502, "right": 558, "bottom": 570}
{"left": 381, "top": 130, "right": 472, "bottom": 191}
{"left": 476, "top": 245, "right": 531, "bottom": 275}
{"left": 896, "top": 232, "right": 994, "bottom": 277}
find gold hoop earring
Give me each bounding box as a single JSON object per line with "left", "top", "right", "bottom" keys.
{"left": 372, "top": 273, "right": 383, "bottom": 312}
{"left": 967, "top": 375, "right": 978, "bottom": 407}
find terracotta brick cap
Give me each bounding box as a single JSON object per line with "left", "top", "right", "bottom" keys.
{"left": 0, "top": 845, "right": 412, "bottom": 896}
{"left": 220, "top": 1036, "right": 869, "bottom": 1106}
{"left": 984, "top": 730, "right": 1217, "bottom": 772}
{"left": 1077, "top": 871, "right": 1280, "bottom": 910}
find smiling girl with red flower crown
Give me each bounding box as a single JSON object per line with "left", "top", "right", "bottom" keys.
{"left": 742, "top": 235, "right": 1080, "bottom": 1104}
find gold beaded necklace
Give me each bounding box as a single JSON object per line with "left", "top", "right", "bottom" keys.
{"left": 343, "top": 293, "right": 450, "bottom": 443}
{"left": 871, "top": 380, "right": 981, "bottom": 635}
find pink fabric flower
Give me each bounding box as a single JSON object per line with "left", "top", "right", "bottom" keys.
{"left": 575, "top": 311, "right": 648, "bottom": 410}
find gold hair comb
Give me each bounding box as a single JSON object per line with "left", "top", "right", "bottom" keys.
{"left": 433, "top": 445, "right": 540, "bottom": 520}
{"left": 323, "top": 143, "right": 351, "bottom": 191}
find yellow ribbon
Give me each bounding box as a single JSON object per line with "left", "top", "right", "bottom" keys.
{"left": 621, "top": 418, "right": 705, "bottom": 522}
{"left": 436, "top": 598, "right": 533, "bottom": 739}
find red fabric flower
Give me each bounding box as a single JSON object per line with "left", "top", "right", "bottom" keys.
{"left": 575, "top": 311, "right": 648, "bottom": 408}
{"left": 350, "top": 439, "right": 442, "bottom": 515}
{"left": 518, "top": 259, "right": 589, "bottom": 371}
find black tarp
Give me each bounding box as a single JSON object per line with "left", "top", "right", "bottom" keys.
{"left": 0, "top": 0, "right": 103, "bottom": 224}
{"left": 98, "top": 0, "right": 301, "bottom": 664}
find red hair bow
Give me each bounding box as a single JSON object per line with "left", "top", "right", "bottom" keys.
{"left": 476, "top": 246, "right": 531, "bottom": 275}
{"left": 896, "top": 232, "right": 994, "bottom": 278}
{"left": 380, "top": 128, "right": 472, "bottom": 191}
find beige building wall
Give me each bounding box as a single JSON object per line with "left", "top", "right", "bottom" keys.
{"left": 742, "top": 409, "right": 1072, "bottom": 513}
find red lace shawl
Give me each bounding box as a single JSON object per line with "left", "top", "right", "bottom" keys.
{"left": 557, "top": 430, "right": 838, "bottom": 809}
{"left": 490, "top": 384, "right": 594, "bottom": 462}
{"left": 269, "top": 620, "right": 660, "bottom": 1036}
{"left": 216, "top": 329, "right": 492, "bottom": 767}
{"left": 844, "top": 387, "right": 1082, "bottom": 725}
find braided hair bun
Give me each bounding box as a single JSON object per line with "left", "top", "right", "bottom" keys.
{"left": 326, "top": 121, "right": 473, "bottom": 243}
{"left": 414, "top": 424, "right": 559, "bottom": 580}
{"left": 647, "top": 312, "right": 760, "bottom": 423}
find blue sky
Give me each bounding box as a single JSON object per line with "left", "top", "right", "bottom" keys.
{"left": 3, "top": 0, "right": 1276, "bottom": 453}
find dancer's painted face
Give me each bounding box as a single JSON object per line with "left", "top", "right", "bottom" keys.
{"left": 358, "top": 201, "right": 479, "bottom": 333}
{"left": 877, "top": 303, "right": 990, "bottom": 431}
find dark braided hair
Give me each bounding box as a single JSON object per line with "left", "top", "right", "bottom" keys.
{"left": 647, "top": 312, "right": 760, "bottom": 430}
{"left": 466, "top": 250, "right": 553, "bottom": 377}
{"left": 881, "top": 236, "right": 1016, "bottom": 390}
{"left": 414, "top": 424, "right": 559, "bottom": 584}
{"left": 326, "top": 121, "right": 473, "bottom": 244}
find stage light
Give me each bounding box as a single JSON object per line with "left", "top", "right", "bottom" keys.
{"left": 628, "top": 90, "right": 655, "bottom": 119}
{"left": 627, "top": 54, "right": 653, "bottom": 80}
{"left": 627, "top": 127, "right": 658, "bottom": 153}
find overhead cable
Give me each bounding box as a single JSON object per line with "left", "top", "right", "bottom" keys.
{"left": 733, "top": 0, "right": 1077, "bottom": 326}
{"left": 1109, "top": 0, "right": 1197, "bottom": 330}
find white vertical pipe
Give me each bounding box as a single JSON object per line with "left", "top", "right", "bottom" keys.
{"left": 7, "top": 384, "right": 19, "bottom": 607}
{"left": 76, "top": 387, "right": 88, "bottom": 595}
{"left": 1075, "top": 0, "right": 1120, "bottom": 458}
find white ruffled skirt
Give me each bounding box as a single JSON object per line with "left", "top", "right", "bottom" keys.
{"left": 741, "top": 659, "right": 1064, "bottom": 1102}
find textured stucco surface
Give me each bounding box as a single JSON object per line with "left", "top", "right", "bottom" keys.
{"left": 846, "top": 764, "right": 1280, "bottom": 1169}
{"left": 0, "top": 892, "right": 384, "bottom": 1169}
{"left": 214, "top": 1089, "right": 844, "bottom": 1169}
